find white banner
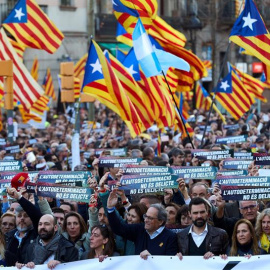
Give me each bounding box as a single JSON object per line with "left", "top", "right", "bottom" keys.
{"left": 5, "top": 255, "right": 270, "bottom": 270}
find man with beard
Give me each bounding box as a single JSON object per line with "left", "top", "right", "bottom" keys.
{"left": 177, "top": 197, "right": 228, "bottom": 260}
{"left": 5, "top": 188, "right": 42, "bottom": 266}
{"left": 16, "top": 214, "right": 78, "bottom": 269}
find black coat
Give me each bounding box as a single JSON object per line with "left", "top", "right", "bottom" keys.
{"left": 5, "top": 228, "right": 38, "bottom": 266}
{"left": 24, "top": 235, "right": 78, "bottom": 264}
{"left": 177, "top": 224, "right": 229, "bottom": 256}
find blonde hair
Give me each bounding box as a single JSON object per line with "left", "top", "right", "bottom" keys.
{"left": 255, "top": 209, "right": 270, "bottom": 238}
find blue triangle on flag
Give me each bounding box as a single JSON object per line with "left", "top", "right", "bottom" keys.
{"left": 122, "top": 48, "right": 141, "bottom": 81}
{"left": 230, "top": 0, "right": 267, "bottom": 37}
{"left": 3, "top": 0, "right": 28, "bottom": 24}
{"left": 82, "top": 41, "right": 104, "bottom": 88}
{"left": 216, "top": 72, "right": 232, "bottom": 93}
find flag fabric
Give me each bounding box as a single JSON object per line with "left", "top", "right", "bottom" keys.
{"left": 229, "top": 0, "right": 270, "bottom": 66}
{"left": 31, "top": 57, "right": 39, "bottom": 81}
{"left": 122, "top": 48, "right": 141, "bottom": 81}
{"left": 43, "top": 68, "right": 56, "bottom": 101}
{"left": 74, "top": 77, "right": 81, "bottom": 99}
{"left": 108, "top": 51, "right": 155, "bottom": 130}
{"left": 8, "top": 38, "right": 25, "bottom": 60}
{"left": 113, "top": 1, "right": 186, "bottom": 48}
{"left": 262, "top": 63, "right": 270, "bottom": 86}
{"left": 195, "top": 82, "right": 226, "bottom": 123}
{"left": 215, "top": 70, "right": 255, "bottom": 120}
{"left": 216, "top": 73, "right": 233, "bottom": 93}
{"left": 74, "top": 54, "right": 88, "bottom": 78}
{"left": 132, "top": 19, "right": 162, "bottom": 77}
{"left": 230, "top": 63, "right": 267, "bottom": 102}
{"left": 0, "top": 28, "right": 44, "bottom": 110}
{"left": 3, "top": 0, "right": 64, "bottom": 54}
{"left": 18, "top": 104, "right": 42, "bottom": 123}
{"left": 82, "top": 40, "right": 142, "bottom": 136}
{"left": 203, "top": 60, "right": 212, "bottom": 70}
{"left": 116, "top": 23, "right": 133, "bottom": 47}
{"left": 132, "top": 19, "right": 189, "bottom": 78}
{"left": 113, "top": 0, "right": 157, "bottom": 34}
{"left": 31, "top": 95, "right": 50, "bottom": 115}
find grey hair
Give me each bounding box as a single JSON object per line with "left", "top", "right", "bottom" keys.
{"left": 239, "top": 200, "right": 258, "bottom": 208}
{"left": 55, "top": 143, "right": 68, "bottom": 156}
{"left": 15, "top": 205, "right": 25, "bottom": 214}
{"left": 150, "top": 203, "right": 167, "bottom": 225}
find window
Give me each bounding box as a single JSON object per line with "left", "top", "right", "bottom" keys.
{"left": 39, "top": 5, "right": 48, "bottom": 14}
{"left": 61, "top": 0, "right": 73, "bottom": 6}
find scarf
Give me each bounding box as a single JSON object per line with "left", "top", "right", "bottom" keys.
{"left": 260, "top": 233, "right": 270, "bottom": 252}
{"left": 33, "top": 232, "right": 61, "bottom": 264}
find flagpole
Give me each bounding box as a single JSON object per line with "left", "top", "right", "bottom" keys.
{"left": 161, "top": 71, "right": 195, "bottom": 149}
{"left": 200, "top": 42, "right": 231, "bottom": 148}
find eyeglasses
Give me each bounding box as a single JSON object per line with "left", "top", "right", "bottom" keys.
{"left": 143, "top": 214, "right": 158, "bottom": 221}
{"left": 240, "top": 205, "right": 257, "bottom": 211}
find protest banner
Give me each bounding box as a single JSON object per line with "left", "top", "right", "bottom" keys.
{"left": 215, "top": 135, "right": 247, "bottom": 144}
{"left": 118, "top": 174, "right": 178, "bottom": 194}
{"left": 37, "top": 182, "right": 92, "bottom": 202}
{"left": 259, "top": 169, "right": 270, "bottom": 176}
{"left": 95, "top": 148, "right": 127, "bottom": 157}
{"left": 216, "top": 176, "right": 270, "bottom": 187}
{"left": 37, "top": 171, "right": 91, "bottom": 187}
{"left": 0, "top": 160, "right": 22, "bottom": 172}
{"left": 122, "top": 165, "right": 173, "bottom": 175}
{"left": 4, "top": 145, "right": 20, "bottom": 154}
{"left": 253, "top": 153, "right": 270, "bottom": 165}
{"left": 216, "top": 170, "right": 248, "bottom": 176}
{"left": 223, "top": 124, "right": 240, "bottom": 130}
{"left": 172, "top": 166, "right": 217, "bottom": 179}
{"left": 3, "top": 254, "right": 269, "bottom": 270}
{"left": 234, "top": 151, "right": 253, "bottom": 160}
{"left": 198, "top": 125, "right": 211, "bottom": 132}
{"left": 99, "top": 157, "right": 142, "bottom": 168}
{"left": 221, "top": 185, "right": 270, "bottom": 200}
{"left": 191, "top": 149, "right": 234, "bottom": 160}
{"left": 0, "top": 138, "right": 6, "bottom": 146}
{"left": 222, "top": 159, "right": 253, "bottom": 170}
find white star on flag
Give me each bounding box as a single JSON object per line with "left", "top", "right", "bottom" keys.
{"left": 126, "top": 65, "right": 137, "bottom": 75}
{"left": 242, "top": 12, "right": 257, "bottom": 31}
{"left": 220, "top": 80, "right": 230, "bottom": 91}
{"left": 90, "top": 59, "right": 102, "bottom": 74}
{"left": 14, "top": 8, "right": 25, "bottom": 21}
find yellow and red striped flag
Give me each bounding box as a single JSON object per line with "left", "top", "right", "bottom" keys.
{"left": 74, "top": 77, "right": 81, "bottom": 99}
{"left": 8, "top": 38, "right": 25, "bottom": 60}
{"left": 18, "top": 105, "right": 42, "bottom": 123}
{"left": 31, "top": 57, "right": 39, "bottom": 82}
{"left": 229, "top": 0, "right": 270, "bottom": 66}
{"left": 82, "top": 40, "right": 142, "bottom": 137}
{"left": 0, "top": 28, "right": 44, "bottom": 110}
{"left": 31, "top": 95, "right": 50, "bottom": 115}
{"left": 215, "top": 70, "right": 254, "bottom": 120}
{"left": 231, "top": 64, "right": 267, "bottom": 102}
{"left": 74, "top": 54, "right": 87, "bottom": 77}
{"left": 113, "top": 0, "right": 157, "bottom": 34}
{"left": 3, "top": 0, "right": 64, "bottom": 54}
{"left": 43, "top": 68, "right": 56, "bottom": 101}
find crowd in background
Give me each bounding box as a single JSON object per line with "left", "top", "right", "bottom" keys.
{"left": 0, "top": 103, "right": 270, "bottom": 268}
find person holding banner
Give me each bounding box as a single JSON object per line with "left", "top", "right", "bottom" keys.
{"left": 81, "top": 224, "right": 119, "bottom": 262}
{"left": 62, "top": 212, "right": 90, "bottom": 259}
{"left": 224, "top": 219, "right": 264, "bottom": 257}
{"left": 177, "top": 197, "right": 229, "bottom": 260}
{"left": 107, "top": 189, "right": 178, "bottom": 258}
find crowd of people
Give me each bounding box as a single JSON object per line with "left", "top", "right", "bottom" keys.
{"left": 0, "top": 104, "right": 270, "bottom": 268}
